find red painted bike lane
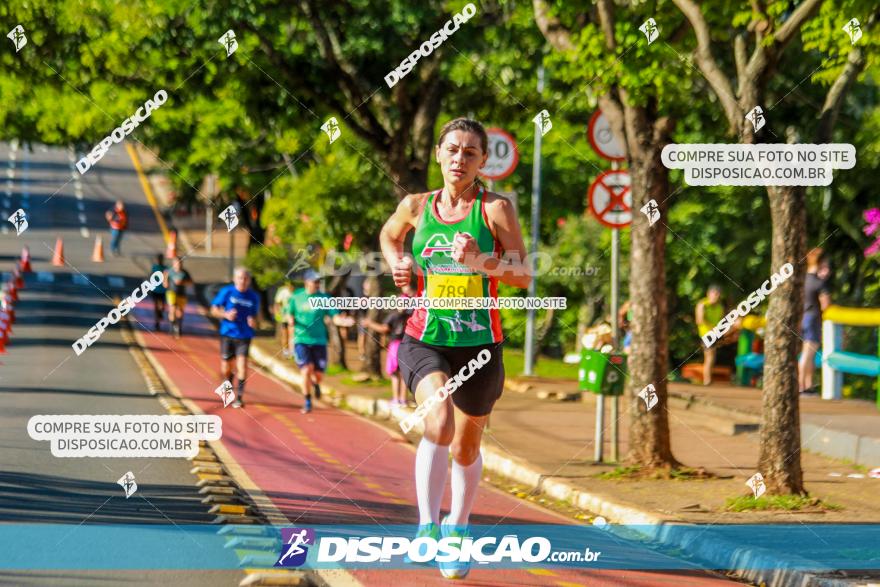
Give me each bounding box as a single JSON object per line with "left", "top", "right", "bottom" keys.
{"left": 131, "top": 302, "right": 738, "bottom": 587}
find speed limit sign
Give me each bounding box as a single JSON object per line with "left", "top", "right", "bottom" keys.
{"left": 588, "top": 110, "right": 626, "bottom": 162}
{"left": 480, "top": 128, "right": 519, "bottom": 180}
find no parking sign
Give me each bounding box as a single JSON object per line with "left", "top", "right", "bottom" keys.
{"left": 588, "top": 170, "right": 632, "bottom": 228}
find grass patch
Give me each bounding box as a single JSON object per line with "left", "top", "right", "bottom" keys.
{"left": 725, "top": 494, "right": 842, "bottom": 512}
{"left": 326, "top": 364, "right": 346, "bottom": 376}
{"left": 598, "top": 465, "right": 714, "bottom": 481}
{"left": 598, "top": 466, "right": 642, "bottom": 480}
{"left": 503, "top": 349, "right": 580, "bottom": 379}
{"left": 341, "top": 375, "right": 388, "bottom": 388}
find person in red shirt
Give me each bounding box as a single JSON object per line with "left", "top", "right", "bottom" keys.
{"left": 105, "top": 200, "right": 128, "bottom": 256}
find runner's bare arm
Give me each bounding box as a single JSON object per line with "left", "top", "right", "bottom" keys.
{"left": 380, "top": 194, "right": 426, "bottom": 288}
{"left": 478, "top": 194, "right": 531, "bottom": 289}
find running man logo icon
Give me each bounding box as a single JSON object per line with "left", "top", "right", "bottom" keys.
{"left": 7, "top": 209, "right": 28, "bottom": 236}
{"left": 745, "top": 106, "right": 765, "bottom": 133}
{"left": 219, "top": 205, "right": 239, "bottom": 232}
{"left": 321, "top": 117, "right": 341, "bottom": 144}
{"left": 118, "top": 471, "right": 137, "bottom": 499}
{"left": 638, "top": 384, "right": 658, "bottom": 411}
{"left": 639, "top": 199, "right": 660, "bottom": 226}
{"left": 214, "top": 380, "right": 235, "bottom": 407}
{"left": 219, "top": 30, "right": 238, "bottom": 57}
{"left": 639, "top": 18, "right": 659, "bottom": 44}
{"left": 284, "top": 250, "right": 313, "bottom": 279}
{"left": 276, "top": 528, "right": 315, "bottom": 567}
{"left": 843, "top": 18, "right": 862, "bottom": 45}
{"left": 746, "top": 472, "right": 766, "bottom": 498}
{"left": 7, "top": 25, "right": 27, "bottom": 52}
{"left": 533, "top": 110, "right": 552, "bottom": 137}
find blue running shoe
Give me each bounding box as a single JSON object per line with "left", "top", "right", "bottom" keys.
{"left": 404, "top": 522, "right": 440, "bottom": 565}
{"left": 439, "top": 516, "right": 470, "bottom": 579}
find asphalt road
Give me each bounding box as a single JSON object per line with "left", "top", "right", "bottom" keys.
{"left": 0, "top": 140, "right": 242, "bottom": 586}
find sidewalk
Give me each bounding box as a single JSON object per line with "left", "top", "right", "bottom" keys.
{"left": 251, "top": 334, "right": 880, "bottom": 526}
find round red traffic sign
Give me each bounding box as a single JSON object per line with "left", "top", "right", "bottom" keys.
{"left": 588, "top": 170, "right": 632, "bottom": 228}
{"left": 588, "top": 110, "right": 626, "bottom": 162}
{"left": 480, "top": 128, "right": 519, "bottom": 180}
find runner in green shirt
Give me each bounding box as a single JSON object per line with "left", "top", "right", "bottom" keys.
{"left": 378, "top": 118, "right": 530, "bottom": 579}
{"left": 287, "top": 270, "right": 353, "bottom": 413}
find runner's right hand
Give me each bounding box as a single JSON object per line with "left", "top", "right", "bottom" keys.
{"left": 392, "top": 256, "right": 413, "bottom": 288}
{"left": 224, "top": 308, "right": 238, "bottom": 321}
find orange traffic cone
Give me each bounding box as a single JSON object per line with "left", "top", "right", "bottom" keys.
{"left": 19, "top": 246, "right": 32, "bottom": 273}
{"left": 165, "top": 230, "right": 178, "bottom": 260}
{"left": 92, "top": 236, "right": 105, "bottom": 263}
{"left": 7, "top": 284, "right": 17, "bottom": 303}
{"left": 52, "top": 237, "right": 65, "bottom": 267}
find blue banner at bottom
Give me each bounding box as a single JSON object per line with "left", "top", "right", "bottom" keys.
{"left": 0, "top": 524, "right": 877, "bottom": 571}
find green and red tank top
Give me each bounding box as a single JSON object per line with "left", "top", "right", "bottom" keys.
{"left": 405, "top": 186, "right": 503, "bottom": 346}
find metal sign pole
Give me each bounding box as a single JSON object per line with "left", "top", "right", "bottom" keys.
{"left": 610, "top": 160, "right": 621, "bottom": 463}
{"left": 524, "top": 66, "right": 544, "bottom": 377}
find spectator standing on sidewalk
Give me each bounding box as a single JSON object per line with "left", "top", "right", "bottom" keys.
{"left": 799, "top": 248, "right": 832, "bottom": 395}
{"left": 105, "top": 200, "right": 128, "bottom": 256}
{"left": 274, "top": 280, "right": 294, "bottom": 358}
{"left": 362, "top": 285, "right": 415, "bottom": 408}
{"left": 696, "top": 285, "right": 725, "bottom": 385}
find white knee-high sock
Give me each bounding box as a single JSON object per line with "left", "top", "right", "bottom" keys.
{"left": 415, "top": 438, "right": 449, "bottom": 525}
{"left": 447, "top": 452, "right": 482, "bottom": 526}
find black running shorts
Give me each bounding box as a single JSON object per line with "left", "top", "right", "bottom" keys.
{"left": 397, "top": 334, "right": 504, "bottom": 417}
{"left": 220, "top": 336, "right": 252, "bottom": 360}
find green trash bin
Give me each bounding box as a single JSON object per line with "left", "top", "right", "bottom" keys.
{"left": 578, "top": 349, "right": 627, "bottom": 395}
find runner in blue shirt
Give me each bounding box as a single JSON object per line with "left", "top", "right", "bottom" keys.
{"left": 210, "top": 267, "right": 260, "bottom": 408}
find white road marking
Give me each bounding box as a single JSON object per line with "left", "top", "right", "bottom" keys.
{"left": 78, "top": 213, "right": 87, "bottom": 224}
{"left": 80, "top": 226, "right": 90, "bottom": 238}
{"left": 76, "top": 201, "right": 85, "bottom": 211}
{"left": 72, "top": 274, "right": 89, "bottom": 286}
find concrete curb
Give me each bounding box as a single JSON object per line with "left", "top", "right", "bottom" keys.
{"left": 249, "top": 341, "right": 864, "bottom": 587}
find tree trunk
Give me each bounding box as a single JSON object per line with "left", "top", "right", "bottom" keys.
{"left": 626, "top": 148, "right": 681, "bottom": 469}
{"left": 758, "top": 184, "right": 806, "bottom": 494}
{"left": 328, "top": 320, "right": 347, "bottom": 370}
